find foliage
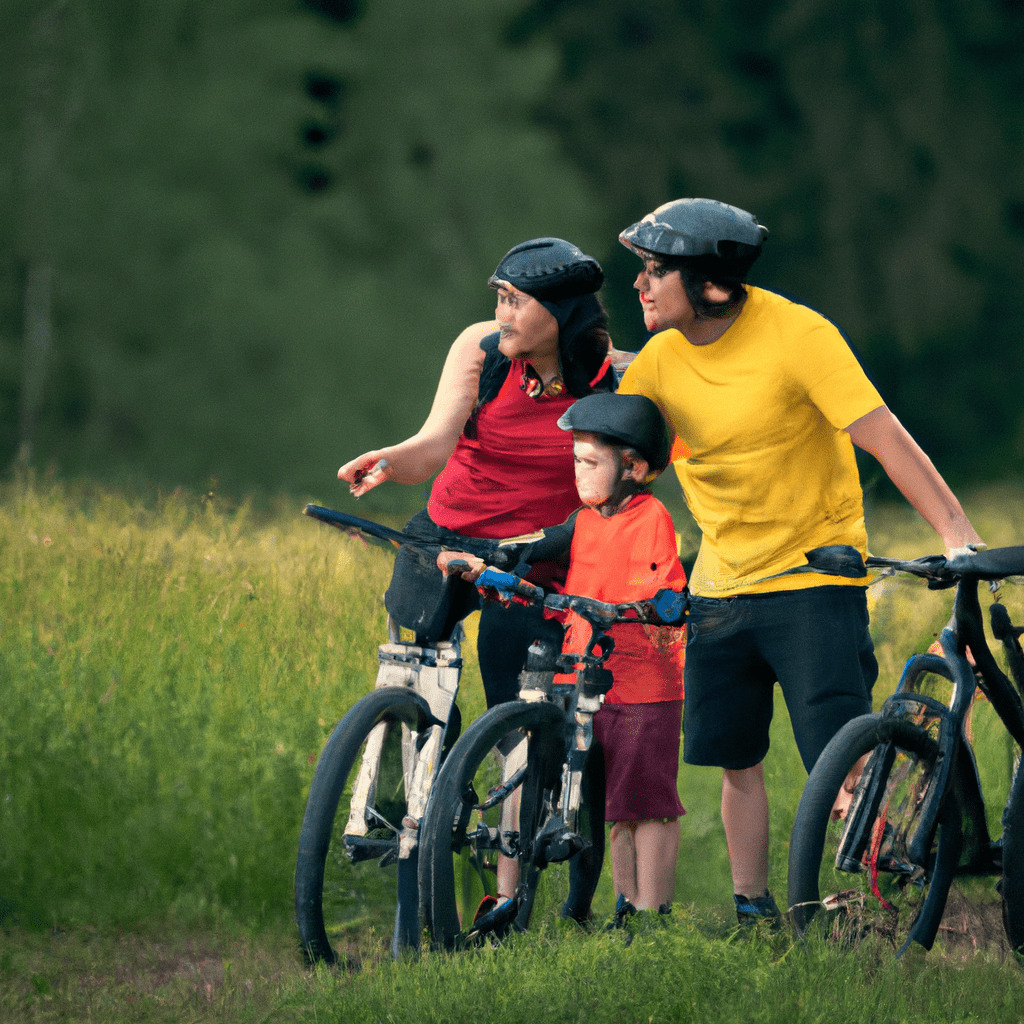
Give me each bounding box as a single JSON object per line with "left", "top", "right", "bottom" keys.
{"left": 1, "top": 0, "right": 602, "bottom": 500}
{"left": 279, "top": 925, "right": 1024, "bottom": 1024}
{"left": 508, "top": 0, "right": 1024, "bottom": 485}
{"left": 0, "top": 471, "right": 399, "bottom": 928}
{"left": 4, "top": 914, "right": 1024, "bottom": 1023}
{"left": 4, "top": 2, "right": 1024, "bottom": 499}
{"left": 2, "top": 476, "right": 1023, "bottom": 934}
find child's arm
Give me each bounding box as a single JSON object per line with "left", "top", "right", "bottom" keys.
{"left": 436, "top": 512, "right": 579, "bottom": 581}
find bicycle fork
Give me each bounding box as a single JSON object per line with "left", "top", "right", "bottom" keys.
{"left": 345, "top": 631, "right": 462, "bottom": 860}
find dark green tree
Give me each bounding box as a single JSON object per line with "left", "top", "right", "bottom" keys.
{"left": 1, "top": 0, "right": 603, "bottom": 502}
{"left": 510, "top": 0, "right": 1024, "bottom": 484}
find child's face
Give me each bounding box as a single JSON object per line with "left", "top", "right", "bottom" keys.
{"left": 573, "top": 433, "right": 623, "bottom": 509}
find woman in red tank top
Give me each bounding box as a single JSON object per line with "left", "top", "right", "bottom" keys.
{"left": 338, "top": 238, "right": 621, "bottom": 709}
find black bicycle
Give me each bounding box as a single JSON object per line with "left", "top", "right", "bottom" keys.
{"left": 787, "top": 544, "right": 1024, "bottom": 959}
{"left": 294, "top": 506, "right": 536, "bottom": 964}
{"left": 416, "top": 567, "right": 686, "bottom": 949}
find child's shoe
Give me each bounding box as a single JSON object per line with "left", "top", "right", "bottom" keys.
{"left": 468, "top": 894, "right": 517, "bottom": 941}
{"left": 734, "top": 890, "right": 782, "bottom": 931}
{"left": 605, "top": 893, "right": 637, "bottom": 931}
{"left": 621, "top": 903, "right": 673, "bottom": 946}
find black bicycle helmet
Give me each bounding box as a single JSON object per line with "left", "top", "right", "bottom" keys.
{"left": 486, "top": 237, "right": 611, "bottom": 398}
{"left": 489, "top": 237, "right": 603, "bottom": 302}
{"left": 557, "top": 393, "right": 671, "bottom": 476}
{"left": 619, "top": 199, "right": 768, "bottom": 281}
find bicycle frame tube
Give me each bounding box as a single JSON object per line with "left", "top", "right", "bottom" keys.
{"left": 953, "top": 580, "right": 1024, "bottom": 748}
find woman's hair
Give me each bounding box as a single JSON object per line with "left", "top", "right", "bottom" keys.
{"left": 560, "top": 307, "right": 613, "bottom": 398}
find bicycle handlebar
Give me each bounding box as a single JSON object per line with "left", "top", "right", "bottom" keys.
{"left": 303, "top": 504, "right": 529, "bottom": 567}
{"left": 474, "top": 568, "right": 687, "bottom": 628}
{"left": 795, "top": 543, "right": 1024, "bottom": 589}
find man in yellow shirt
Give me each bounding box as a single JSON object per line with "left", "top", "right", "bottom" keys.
{"left": 616, "top": 198, "right": 983, "bottom": 927}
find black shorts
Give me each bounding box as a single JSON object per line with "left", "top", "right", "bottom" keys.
{"left": 683, "top": 586, "right": 877, "bottom": 773}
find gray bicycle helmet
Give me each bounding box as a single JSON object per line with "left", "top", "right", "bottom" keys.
{"left": 619, "top": 198, "right": 768, "bottom": 270}
{"left": 557, "top": 393, "right": 671, "bottom": 475}
{"left": 489, "top": 237, "right": 603, "bottom": 302}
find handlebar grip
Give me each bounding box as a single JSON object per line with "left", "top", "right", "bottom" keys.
{"left": 650, "top": 588, "right": 687, "bottom": 624}
{"left": 476, "top": 567, "right": 544, "bottom": 604}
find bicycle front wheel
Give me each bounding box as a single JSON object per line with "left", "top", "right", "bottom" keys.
{"left": 295, "top": 687, "right": 456, "bottom": 964}
{"left": 417, "top": 699, "right": 569, "bottom": 949}
{"left": 788, "top": 712, "right": 962, "bottom": 957}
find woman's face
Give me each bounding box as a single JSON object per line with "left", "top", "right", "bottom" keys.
{"left": 572, "top": 432, "right": 623, "bottom": 509}
{"left": 494, "top": 285, "right": 559, "bottom": 364}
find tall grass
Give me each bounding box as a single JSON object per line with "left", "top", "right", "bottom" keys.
{"left": 281, "top": 924, "right": 1024, "bottom": 1024}
{"left": 1, "top": 474, "right": 1023, "bottom": 1022}
{"left": 0, "top": 473, "right": 411, "bottom": 929}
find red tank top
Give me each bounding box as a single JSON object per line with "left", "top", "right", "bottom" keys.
{"left": 428, "top": 360, "right": 578, "bottom": 539}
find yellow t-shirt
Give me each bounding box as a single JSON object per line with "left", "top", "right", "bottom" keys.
{"left": 619, "top": 287, "right": 884, "bottom": 597}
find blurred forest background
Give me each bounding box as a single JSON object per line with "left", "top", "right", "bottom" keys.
{"left": 3, "top": 0, "right": 1023, "bottom": 513}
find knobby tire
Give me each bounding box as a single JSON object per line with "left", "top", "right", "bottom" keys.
{"left": 1003, "top": 756, "right": 1024, "bottom": 956}
{"left": 418, "top": 699, "right": 578, "bottom": 949}
{"left": 788, "top": 712, "right": 963, "bottom": 957}
{"left": 295, "top": 687, "right": 442, "bottom": 964}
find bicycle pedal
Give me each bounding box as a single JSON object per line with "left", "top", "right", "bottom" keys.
{"left": 821, "top": 888, "right": 865, "bottom": 912}
{"left": 536, "top": 829, "right": 587, "bottom": 865}
{"left": 342, "top": 833, "right": 399, "bottom": 864}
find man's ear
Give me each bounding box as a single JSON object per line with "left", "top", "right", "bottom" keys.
{"left": 704, "top": 280, "right": 732, "bottom": 303}
{"left": 621, "top": 453, "right": 649, "bottom": 484}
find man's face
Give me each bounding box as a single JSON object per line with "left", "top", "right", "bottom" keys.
{"left": 633, "top": 257, "right": 695, "bottom": 334}
{"left": 573, "top": 433, "right": 622, "bottom": 509}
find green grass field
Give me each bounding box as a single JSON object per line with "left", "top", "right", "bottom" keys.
{"left": 2, "top": 473, "right": 1024, "bottom": 1022}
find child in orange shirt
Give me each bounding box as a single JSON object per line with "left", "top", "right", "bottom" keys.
{"left": 440, "top": 392, "right": 687, "bottom": 925}
{"left": 554, "top": 392, "right": 686, "bottom": 923}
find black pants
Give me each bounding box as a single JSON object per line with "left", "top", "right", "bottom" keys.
{"left": 384, "top": 509, "right": 563, "bottom": 708}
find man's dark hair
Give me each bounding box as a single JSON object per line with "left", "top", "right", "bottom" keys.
{"left": 656, "top": 255, "right": 748, "bottom": 320}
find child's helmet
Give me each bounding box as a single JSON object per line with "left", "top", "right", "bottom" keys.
{"left": 558, "top": 393, "right": 671, "bottom": 475}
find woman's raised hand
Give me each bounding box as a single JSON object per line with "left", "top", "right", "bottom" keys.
{"left": 338, "top": 452, "right": 393, "bottom": 497}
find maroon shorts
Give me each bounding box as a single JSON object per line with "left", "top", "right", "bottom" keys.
{"left": 593, "top": 700, "right": 686, "bottom": 822}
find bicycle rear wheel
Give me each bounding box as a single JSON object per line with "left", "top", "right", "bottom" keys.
{"left": 417, "top": 699, "right": 576, "bottom": 949}
{"left": 1003, "top": 756, "right": 1024, "bottom": 957}
{"left": 295, "top": 687, "right": 457, "bottom": 964}
{"left": 788, "top": 711, "right": 962, "bottom": 957}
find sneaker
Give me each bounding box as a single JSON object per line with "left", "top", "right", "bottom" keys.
{"left": 620, "top": 904, "right": 673, "bottom": 946}
{"left": 473, "top": 895, "right": 498, "bottom": 923}
{"left": 468, "top": 895, "right": 517, "bottom": 941}
{"left": 734, "top": 890, "right": 782, "bottom": 930}
{"left": 605, "top": 893, "right": 638, "bottom": 931}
